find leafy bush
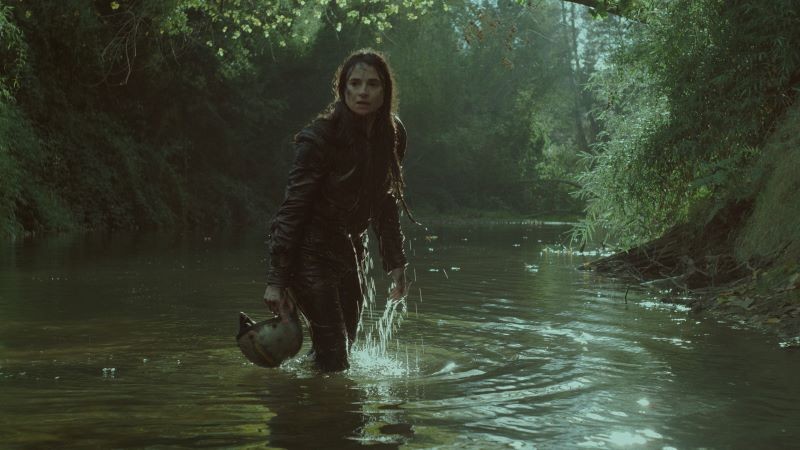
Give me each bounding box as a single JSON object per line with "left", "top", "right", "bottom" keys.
{"left": 577, "top": 0, "right": 800, "bottom": 246}
{"left": 0, "top": 101, "right": 22, "bottom": 237}
{"left": 0, "top": 3, "right": 27, "bottom": 101}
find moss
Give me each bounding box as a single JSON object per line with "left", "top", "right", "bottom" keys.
{"left": 684, "top": 102, "right": 800, "bottom": 333}
{"left": 735, "top": 104, "right": 800, "bottom": 268}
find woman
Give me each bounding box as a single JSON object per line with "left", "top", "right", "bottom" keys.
{"left": 263, "top": 50, "right": 412, "bottom": 372}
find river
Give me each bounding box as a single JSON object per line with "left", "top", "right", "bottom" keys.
{"left": 1, "top": 224, "right": 799, "bottom": 449}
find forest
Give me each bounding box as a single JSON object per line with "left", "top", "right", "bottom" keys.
{"left": 1, "top": 1, "right": 799, "bottom": 329}
{"left": 0, "top": 0, "right": 638, "bottom": 235}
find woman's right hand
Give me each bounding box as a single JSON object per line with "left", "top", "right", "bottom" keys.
{"left": 388, "top": 267, "right": 410, "bottom": 301}
{"left": 263, "top": 285, "right": 294, "bottom": 320}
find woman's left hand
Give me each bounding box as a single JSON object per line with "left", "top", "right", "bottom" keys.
{"left": 388, "top": 267, "right": 410, "bottom": 301}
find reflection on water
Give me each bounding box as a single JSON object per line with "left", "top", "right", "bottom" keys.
{"left": 2, "top": 225, "right": 800, "bottom": 448}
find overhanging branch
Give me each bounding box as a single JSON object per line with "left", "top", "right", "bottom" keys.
{"left": 562, "top": 0, "right": 645, "bottom": 22}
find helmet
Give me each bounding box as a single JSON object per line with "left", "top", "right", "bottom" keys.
{"left": 236, "top": 311, "right": 303, "bottom": 368}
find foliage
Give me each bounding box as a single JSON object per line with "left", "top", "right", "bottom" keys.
{"left": 0, "top": 0, "right": 658, "bottom": 237}
{"left": 0, "top": 2, "right": 27, "bottom": 101}
{"left": 575, "top": 0, "right": 800, "bottom": 247}
{"left": 574, "top": 56, "right": 672, "bottom": 245}
{"left": 1, "top": 0, "right": 454, "bottom": 236}
{"left": 0, "top": 101, "right": 22, "bottom": 236}
{"left": 387, "top": 0, "right": 584, "bottom": 214}
{"left": 86, "top": 0, "right": 442, "bottom": 82}
{"left": 0, "top": 98, "right": 76, "bottom": 238}
{"left": 736, "top": 103, "right": 800, "bottom": 265}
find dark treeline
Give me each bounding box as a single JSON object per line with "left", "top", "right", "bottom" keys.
{"left": 1, "top": 0, "right": 603, "bottom": 238}
{"left": 2, "top": 0, "right": 800, "bottom": 257}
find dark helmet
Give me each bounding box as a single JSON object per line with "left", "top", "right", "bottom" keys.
{"left": 236, "top": 311, "right": 303, "bottom": 368}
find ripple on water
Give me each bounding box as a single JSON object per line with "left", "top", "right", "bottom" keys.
{"left": 4, "top": 226, "right": 800, "bottom": 448}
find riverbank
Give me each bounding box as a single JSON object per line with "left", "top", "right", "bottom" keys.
{"left": 585, "top": 104, "right": 800, "bottom": 343}
{"left": 586, "top": 248, "right": 800, "bottom": 343}
{"left": 688, "top": 275, "right": 800, "bottom": 345}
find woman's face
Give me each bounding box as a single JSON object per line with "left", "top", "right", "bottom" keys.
{"left": 344, "top": 63, "right": 384, "bottom": 116}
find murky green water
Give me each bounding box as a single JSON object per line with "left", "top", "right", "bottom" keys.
{"left": 1, "top": 224, "right": 799, "bottom": 449}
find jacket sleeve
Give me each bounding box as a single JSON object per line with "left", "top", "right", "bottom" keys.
{"left": 266, "top": 134, "right": 328, "bottom": 287}
{"left": 372, "top": 116, "right": 408, "bottom": 273}
{"left": 373, "top": 194, "right": 408, "bottom": 273}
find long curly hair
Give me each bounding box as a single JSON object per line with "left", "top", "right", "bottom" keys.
{"left": 321, "top": 49, "right": 415, "bottom": 221}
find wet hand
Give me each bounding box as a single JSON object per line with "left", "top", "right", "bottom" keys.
{"left": 388, "top": 267, "right": 410, "bottom": 301}
{"left": 263, "top": 285, "right": 294, "bottom": 319}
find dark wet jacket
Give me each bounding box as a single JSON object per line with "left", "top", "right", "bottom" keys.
{"left": 266, "top": 116, "right": 408, "bottom": 287}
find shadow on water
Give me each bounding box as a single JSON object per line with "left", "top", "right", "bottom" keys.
{"left": 245, "top": 371, "right": 404, "bottom": 449}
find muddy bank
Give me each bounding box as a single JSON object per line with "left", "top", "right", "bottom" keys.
{"left": 582, "top": 220, "right": 800, "bottom": 341}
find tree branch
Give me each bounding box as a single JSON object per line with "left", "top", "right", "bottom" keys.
{"left": 516, "top": 0, "right": 644, "bottom": 22}
{"left": 562, "top": 0, "right": 644, "bottom": 22}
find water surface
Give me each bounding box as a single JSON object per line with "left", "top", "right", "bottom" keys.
{"left": 1, "top": 224, "right": 799, "bottom": 449}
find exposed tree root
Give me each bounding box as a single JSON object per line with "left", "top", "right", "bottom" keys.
{"left": 584, "top": 200, "right": 754, "bottom": 289}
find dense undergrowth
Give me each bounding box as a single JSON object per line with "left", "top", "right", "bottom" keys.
{"left": 1, "top": 1, "right": 592, "bottom": 239}
{"left": 2, "top": 0, "right": 798, "bottom": 275}
{"left": 564, "top": 0, "right": 800, "bottom": 337}
{"left": 0, "top": 1, "right": 290, "bottom": 237}
{"left": 588, "top": 103, "right": 800, "bottom": 338}
{"left": 575, "top": 0, "right": 800, "bottom": 248}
